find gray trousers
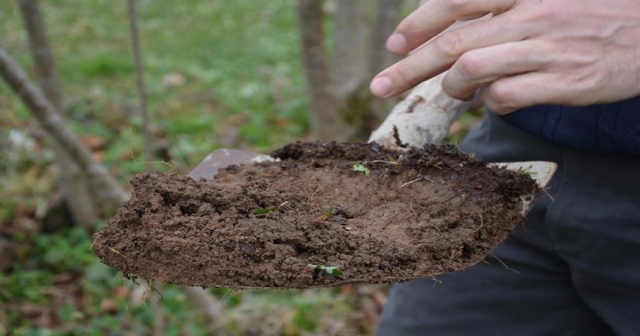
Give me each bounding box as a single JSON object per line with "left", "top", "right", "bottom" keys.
{"left": 376, "top": 113, "right": 640, "bottom": 336}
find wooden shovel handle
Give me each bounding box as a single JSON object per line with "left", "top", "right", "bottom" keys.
{"left": 368, "top": 72, "right": 480, "bottom": 148}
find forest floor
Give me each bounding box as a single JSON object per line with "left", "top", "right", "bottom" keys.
{"left": 0, "top": 1, "right": 482, "bottom": 335}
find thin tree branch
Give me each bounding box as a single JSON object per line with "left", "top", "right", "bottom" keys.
{"left": 16, "top": 0, "right": 100, "bottom": 228}
{"left": 16, "top": 0, "right": 64, "bottom": 111}
{"left": 126, "top": 3, "right": 225, "bottom": 331}
{"left": 127, "top": 2, "right": 161, "bottom": 331}
{"left": 0, "top": 49, "right": 128, "bottom": 210}
{"left": 127, "top": 0, "right": 153, "bottom": 166}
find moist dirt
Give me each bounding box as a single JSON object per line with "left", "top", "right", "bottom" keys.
{"left": 93, "top": 142, "right": 540, "bottom": 289}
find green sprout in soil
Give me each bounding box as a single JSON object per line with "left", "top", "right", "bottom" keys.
{"left": 308, "top": 264, "right": 342, "bottom": 278}
{"left": 316, "top": 205, "right": 334, "bottom": 221}
{"left": 253, "top": 201, "right": 289, "bottom": 216}
{"left": 391, "top": 154, "right": 404, "bottom": 168}
{"left": 253, "top": 206, "right": 277, "bottom": 215}
{"left": 516, "top": 165, "right": 538, "bottom": 176}
{"left": 352, "top": 163, "right": 370, "bottom": 177}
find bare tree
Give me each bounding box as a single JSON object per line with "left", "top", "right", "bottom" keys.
{"left": 0, "top": 50, "right": 128, "bottom": 213}
{"left": 297, "top": 0, "right": 348, "bottom": 141}
{"left": 125, "top": 1, "right": 164, "bottom": 332}
{"left": 297, "top": 0, "right": 404, "bottom": 141}
{"left": 6, "top": 3, "right": 307, "bottom": 332}
{"left": 125, "top": 2, "right": 224, "bottom": 332}
{"left": 16, "top": 0, "right": 99, "bottom": 228}
{"left": 332, "top": 0, "right": 370, "bottom": 102}
{"left": 1, "top": 47, "right": 229, "bottom": 333}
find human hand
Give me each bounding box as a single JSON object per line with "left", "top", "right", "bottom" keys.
{"left": 369, "top": 0, "right": 640, "bottom": 114}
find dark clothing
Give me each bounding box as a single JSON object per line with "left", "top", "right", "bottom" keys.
{"left": 375, "top": 112, "right": 640, "bottom": 336}
{"left": 503, "top": 97, "right": 640, "bottom": 157}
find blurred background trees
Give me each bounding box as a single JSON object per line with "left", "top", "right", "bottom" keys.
{"left": 298, "top": 0, "right": 403, "bottom": 141}
{"left": 16, "top": 0, "right": 101, "bottom": 229}
{"left": 0, "top": 1, "right": 478, "bottom": 335}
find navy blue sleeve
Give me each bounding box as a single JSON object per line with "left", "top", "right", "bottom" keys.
{"left": 501, "top": 96, "right": 640, "bottom": 157}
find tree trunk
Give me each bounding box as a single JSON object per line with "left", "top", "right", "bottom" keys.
{"left": 365, "top": 0, "right": 404, "bottom": 129}
{"left": 16, "top": 0, "right": 63, "bottom": 110}
{"left": 370, "top": 0, "right": 402, "bottom": 76}
{"left": 297, "top": 0, "right": 405, "bottom": 141}
{"left": 331, "top": 0, "right": 373, "bottom": 140}
{"left": 296, "top": 0, "right": 348, "bottom": 141}
{"left": 182, "top": 286, "right": 228, "bottom": 334}
{"left": 17, "top": 0, "right": 100, "bottom": 229}
{"left": 0, "top": 50, "right": 128, "bottom": 214}
{"left": 332, "top": 0, "right": 371, "bottom": 100}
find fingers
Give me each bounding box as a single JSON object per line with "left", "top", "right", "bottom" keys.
{"left": 387, "top": 0, "right": 518, "bottom": 55}
{"left": 442, "top": 40, "right": 553, "bottom": 100}
{"left": 484, "top": 72, "right": 578, "bottom": 114}
{"left": 469, "top": 89, "right": 487, "bottom": 110}
{"left": 371, "top": 13, "right": 528, "bottom": 97}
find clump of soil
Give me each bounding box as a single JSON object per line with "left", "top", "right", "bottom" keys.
{"left": 93, "top": 142, "right": 540, "bottom": 289}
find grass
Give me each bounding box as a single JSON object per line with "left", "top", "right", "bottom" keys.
{"left": 0, "top": 1, "right": 367, "bottom": 335}
{"left": 1, "top": 0, "right": 310, "bottom": 219}
{"left": 1, "top": 1, "right": 309, "bottom": 170}
{"left": 352, "top": 163, "right": 371, "bottom": 177}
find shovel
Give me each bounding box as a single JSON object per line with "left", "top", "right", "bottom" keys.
{"left": 94, "top": 73, "right": 556, "bottom": 289}
{"left": 191, "top": 74, "right": 556, "bottom": 217}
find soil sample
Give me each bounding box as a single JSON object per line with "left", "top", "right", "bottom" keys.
{"left": 93, "top": 142, "right": 541, "bottom": 289}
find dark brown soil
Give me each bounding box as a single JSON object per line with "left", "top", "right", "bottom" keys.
{"left": 93, "top": 142, "right": 540, "bottom": 289}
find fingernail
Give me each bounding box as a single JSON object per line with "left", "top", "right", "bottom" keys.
{"left": 386, "top": 34, "right": 407, "bottom": 54}
{"left": 370, "top": 76, "right": 394, "bottom": 97}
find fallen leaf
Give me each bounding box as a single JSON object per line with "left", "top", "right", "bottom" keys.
{"left": 79, "top": 135, "right": 107, "bottom": 151}
{"left": 162, "top": 72, "right": 186, "bottom": 88}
